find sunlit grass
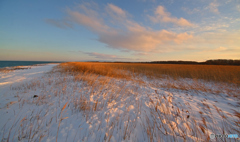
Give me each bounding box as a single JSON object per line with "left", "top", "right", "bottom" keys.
{"left": 60, "top": 62, "right": 240, "bottom": 85}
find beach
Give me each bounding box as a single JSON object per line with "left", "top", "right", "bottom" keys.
{"left": 0, "top": 63, "right": 239, "bottom": 141}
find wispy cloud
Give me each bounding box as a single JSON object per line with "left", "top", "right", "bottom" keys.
{"left": 193, "top": 32, "right": 240, "bottom": 46}
{"left": 181, "top": 7, "right": 200, "bottom": 15}
{"left": 236, "top": 5, "right": 240, "bottom": 12}
{"left": 149, "top": 6, "right": 194, "bottom": 27}
{"left": 206, "top": 0, "right": 219, "bottom": 14}
{"left": 182, "top": 1, "right": 219, "bottom": 15}
{"left": 132, "top": 52, "right": 149, "bottom": 56}
{"left": 106, "top": 4, "right": 127, "bottom": 18}
{"left": 79, "top": 51, "right": 137, "bottom": 61}
{"left": 84, "top": 52, "right": 117, "bottom": 59}
{"left": 45, "top": 19, "right": 73, "bottom": 29}
{"left": 198, "top": 46, "right": 240, "bottom": 55}
{"left": 66, "top": 6, "right": 111, "bottom": 33}
{"left": 213, "top": 46, "right": 227, "bottom": 52}
{"left": 200, "top": 47, "right": 228, "bottom": 53}
{"left": 64, "top": 3, "right": 193, "bottom": 52}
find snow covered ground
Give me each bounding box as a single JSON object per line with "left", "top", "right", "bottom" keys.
{"left": 0, "top": 64, "right": 239, "bottom": 142}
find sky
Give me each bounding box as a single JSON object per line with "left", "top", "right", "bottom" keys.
{"left": 0, "top": 0, "right": 239, "bottom": 62}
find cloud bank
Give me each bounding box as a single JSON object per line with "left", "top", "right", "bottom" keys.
{"left": 45, "top": 2, "right": 240, "bottom": 59}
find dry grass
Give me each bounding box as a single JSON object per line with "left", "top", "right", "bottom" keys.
{"left": 60, "top": 62, "right": 240, "bottom": 85}
{"left": 59, "top": 62, "right": 131, "bottom": 80}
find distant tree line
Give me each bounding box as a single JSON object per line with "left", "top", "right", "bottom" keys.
{"left": 149, "top": 61, "right": 199, "bottom": 64}
{"left": 91, "top": 59, "right": 240, "bottom": 65}
{"left": 144, "top": 59, "right": 240, "bottom": 65}
{"left": 203, "top": 59, "right": 240, "bottom": 65}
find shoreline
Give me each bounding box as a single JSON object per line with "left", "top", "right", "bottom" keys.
{"left": 0, "top": 63, "right": 60, "bottom": 73}
{"left": 0, "top": 61, "right": 63, "bottom": 69}
{"left": 0, "top": 64, "right": 58, "bottom": 86}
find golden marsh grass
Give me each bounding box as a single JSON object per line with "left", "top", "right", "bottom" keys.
{"left": 60, "top": 62, "right": 240, "bottom": 85}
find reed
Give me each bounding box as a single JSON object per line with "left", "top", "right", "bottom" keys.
{"left": 59, "top": 62, "right": 240, "bottom": 85}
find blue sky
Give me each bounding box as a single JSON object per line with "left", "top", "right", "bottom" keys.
{"left": 0, "top": 0, "right": 239, "bottom": 61}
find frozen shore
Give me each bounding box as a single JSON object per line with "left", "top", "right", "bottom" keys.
{"left": 0, "top": 63, "right": 239, "bottom": 142}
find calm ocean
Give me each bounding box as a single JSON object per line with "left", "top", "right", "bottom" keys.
{"left": 0, "top": 61, "right": 62, "bottom": 68}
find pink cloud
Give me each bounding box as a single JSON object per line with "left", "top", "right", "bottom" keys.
{"left": 107, "top": 4, "right": 126, "bottom": 18}
{"left": 99, "top": 30, "right": 193, "bottom": 52}
{"left": 149, "top": 6, "right": 194, "bottom": 27}
{"left": 66, "top": 8, "right": 111, "bottom": 33}
{"left": 85, "top": 52, "right": 117, "bottom": 59}
{"left": 80, "top": 51, "right": 137, "bottom": 61}
{"left": 64, "top": 3, "right": 193, "bottom": 52}
{"left": 213, "top": 47, "right": 227, "bottom": 52}
{"left": 207, "top": 0, "right": 219, "bottom": 14}
{"left": 45, "top": 19, "right": 73, "bottom": 29}
{"left": 132, "top": 52, "right": 149, "bottom": 56}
